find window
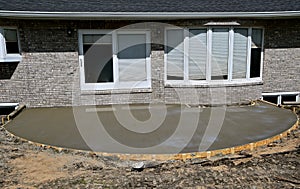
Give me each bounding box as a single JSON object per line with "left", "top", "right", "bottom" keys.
{"left": 262, "top": 92, "right": 300, "bottom": 105}
{"left": 165, "top": 27, "right": 263, "bottom": 84}
{"left": 250, "top": 29, "right": 263, "bottom": 78}
{"left": 232, "top": 28, "right": 248, "bottom": 79}
{"left": 0, "top": 27, "right": 21, "bottom": 62}
{"left": 165, "top": 29, "right": 184, "bottom": 80}
{"left": 79, "top": 30, "right": 151, "bottom": 90}
{"left": 211, "top": 28, "right": 229, "bottom": 80}
{"left": 83, "top": 34, "right": 113, "bottom": 83}
{"left": 117, "top": 34, "right": 149, "bottom": 82}
{"left": 189, "top": 29, "right": 207, "bottom": 80}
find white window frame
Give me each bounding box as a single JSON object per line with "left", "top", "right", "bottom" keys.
{"left": 78, "top": 29, "right": 151, "bottom": 91}
{"left": 262, "top": 91, "right": 300, "bottom": 105}
{"left": 0, "top": 27, "right": 22, "bottom": 62}
{"left": 164, "top": 27, "right": 264, "bottom": 86}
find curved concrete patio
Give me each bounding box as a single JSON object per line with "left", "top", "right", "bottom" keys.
{"left": 3, "top": 102, "right": 297, "bottom": 156}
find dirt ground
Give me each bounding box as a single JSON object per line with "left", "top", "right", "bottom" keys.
{"left": 0, "top": 108, "right": 299, "bottom": 188}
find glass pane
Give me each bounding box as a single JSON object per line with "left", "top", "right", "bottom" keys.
{"left": 252, "top": 29, "right": 262, "bottom": 48}
{"left": 250, "top": 48, "right": 261, "bottom": 78}
{"left": 83, "top": 34, "right": 112, "bottom": 45}
{"left": 117, "top": 34, "right": 149, "bottom": 82}
{"left": 211, "top": 28, "right": 229, "bottom": 80}
{"left": 84, "top": 34, "right": 113, "bottom": 83}
{"left": 250, "top": 29, "right": 263, "bottom": 78}
{"left": 232, "top": 28, "right": 248, "bottom": 79}
{"left": 263, "top": 96, "right": 278, "bottom": 104}
{"left": 4, "top": 29, "right": 17, "bottom": 42}
{"left": 83, "top": 34, "right": 113, "bottom": 54}
{"left": 189, "top": 29, "right": 207, "bottom": 80}
{"left": 165, "top": 29, "right": 184, "bottom": 80}
{"left": 4, "top": 29, "right": 19, "bottom": 54}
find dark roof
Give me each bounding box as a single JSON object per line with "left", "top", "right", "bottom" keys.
{"left": 1, "top": 0, "right": 300, "bottom": 12}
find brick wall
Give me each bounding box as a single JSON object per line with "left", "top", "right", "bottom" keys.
{"left": 263, "top": 48, "right": 300, "bottom": 92}
{"left": 0, "top": 18, "right": 298, "bottom": 107}
{"left": 0, "top": 52, "right": 78, "bottom": 107}
{"left": 262, "top": 19, "right": 300, "bottom": 92}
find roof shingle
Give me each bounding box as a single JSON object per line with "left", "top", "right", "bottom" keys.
{"left": 1, "top": 0, "right": 300, "bottom": 13}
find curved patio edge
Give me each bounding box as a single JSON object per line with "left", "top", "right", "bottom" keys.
{"left": 1, "top": 102, "right": 299, "bottom": 161}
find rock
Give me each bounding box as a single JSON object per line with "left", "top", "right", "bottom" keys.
{"left": 239, "top": 151, "right": 252, "bottom": 157}
{"left": 87, "top": 165, "right": 103, "bottom": 171}
{"left": 131, "top": 162, "right": 144, "bottom": 172}
{"left": 9, "top": 153, "right": 24, "bottom": 159}
{"left": 73, "top": 162, "right": 85, "bottom": 169}
{"left": 11, "top": 148, "right": 18, "bottom": 152}
{"left": 190, "top": 158, "right": 210, "bottom": 165}
{"left": 143, "top": 161, "right": 163, "bottom": 169}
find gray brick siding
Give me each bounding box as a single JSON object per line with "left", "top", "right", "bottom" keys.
{"left": 0, "top": 52, "right": 78, "bottom": 107}
{"left": 263, "top": 48, "right": 300, "bottom": 92}
{"left": 262, "top": 19, "right": 300, "bottom": 93}
{"left": 0, "top": 18, "right": 298, "bottom": 107}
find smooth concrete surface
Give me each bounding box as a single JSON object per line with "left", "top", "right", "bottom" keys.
{"left": 4, "top": 102, "right": 297, "bottom": 154}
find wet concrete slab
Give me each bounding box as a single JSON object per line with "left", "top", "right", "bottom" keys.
{"left": 4, "top": 102, "right": 297, "bottom": 154}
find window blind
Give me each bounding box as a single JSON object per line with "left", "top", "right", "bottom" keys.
{"left": 232, "top": 28, "right": 248, "bottom": 79}
{"left": 118, "top": 34, "right": 147, "bottom": 82}
{"left": 189, "top": 29, "right": 207, "bottom": 80}
{"left": 166, "top": 29, "right": 184, "bottom": 80}
{"left": 211, "top": 28, "right": 229, "bottom": 80}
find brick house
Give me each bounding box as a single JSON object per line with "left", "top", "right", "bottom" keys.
{"left": 0, "top": 0, "right": 299, "bottom": 107}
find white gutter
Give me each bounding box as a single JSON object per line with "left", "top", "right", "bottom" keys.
{"left": 0, "top": 11, "right": 300, "bottom": 19}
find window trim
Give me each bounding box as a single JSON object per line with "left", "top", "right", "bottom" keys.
{"left": 210, "top": 27, "right": 231, "bottom": 81}
{"left": 78, "top": 29, "right": 151, "bottom": 91}
{"left": 0, "top": 27, "right": 21, "bottom": 62}
{"left": 259, "top": 28, "right": 265, "bottom": 80}
{"left": 262, "top": 91, "right": 300, "bottom": 105}
{"left": 164, "top": 27, "right": 264, "bottom": 86}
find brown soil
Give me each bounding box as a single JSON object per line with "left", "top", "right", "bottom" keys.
{"left": 0, "top": 108, "right": 299, "bottom": 188}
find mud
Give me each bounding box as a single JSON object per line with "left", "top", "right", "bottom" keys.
{"left": 4, "top": 102, "right": 297, "bottom": 154}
